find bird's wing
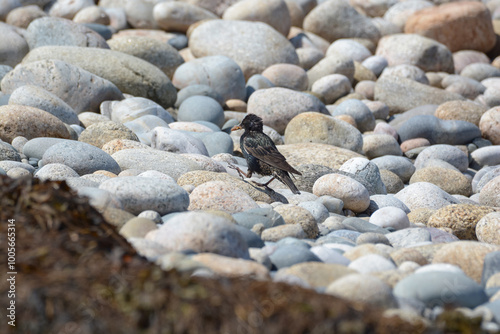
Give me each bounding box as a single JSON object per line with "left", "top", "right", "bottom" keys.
{"left": 243, "top": 134, "right": 302, "bottom": 175}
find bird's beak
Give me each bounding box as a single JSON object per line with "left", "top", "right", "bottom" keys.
{"left": 231, "top": 125, "right": 242, "bottom": 131}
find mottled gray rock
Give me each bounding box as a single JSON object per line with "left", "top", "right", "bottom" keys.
{"left": 22, "top": 137, "right": 71, "bottom": 160}
{"left": 414, "top": 145, "right": 469, "bottom": 172}
{"left": 26, "top": 17, "right": 108, "bottom": 49}
{"left": 0, "top": 142, "right": 20, "bottom": 162}
{"left": 371, "top": 156, "right": 416, "bottom": 183}
{"left": 8, "top": 85, "right": 79, "bottom": 124}
{"left": 35, "top": 163, "right": 79, "bottom": 181}
{"left": 374, "top": 76, "right": 465, "bottom": 115}
{"left": 0, "top": 22, "right": 29, "bottom": 67}
{"left": 339, "top": 158, "right": 386, "bottom": 195}
{"left": 330, "top": 99, "right": 376, "bottom": 133}
{"left": 1, "top": 59, "right": 123, "bottom": 113}
{"left": 22, "top": 46, "right": 177, "bottom": 108}
{"left": 99, "top": 176, "right": 189, "bottom": 215}
{"left": 111, "top": 148, "right": 202, "bottom": 180}
{"left": 189, "top": 20, "right": 299, "bottom": 79}
{"left": 42, "top": 140, "right": 121, "bottom": 175}
{"left": 396, "top": 115, "right": 481, "bottom": 145}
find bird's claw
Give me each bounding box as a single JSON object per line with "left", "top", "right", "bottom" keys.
{"left": 227, "top": 163, "right": 245, "bottom": 180}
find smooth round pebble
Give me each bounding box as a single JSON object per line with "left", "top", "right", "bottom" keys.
{"left": 370, "top": 206, "right": 410, "bottom": 230}
{"left": 313, "top": 173, "right": 370, "bottom": 213}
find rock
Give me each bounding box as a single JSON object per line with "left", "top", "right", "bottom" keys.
{"left": 175, "top": 84, "right": 225, "bottom": 108}
{"left": 273, "top": 204, "right": 319, "bottom": 239}
{"left": 119, "top": 217, "right": 157, "bottom": 239}
{"left": 395, "top": 115, "right": 481, "bottom": 145}
{"left": 432, "top": 241, "right": 500, "bottom": 283}
{"left": 260, "top": 224, "right": 307, "bottom": 241}
{"left": 233, "top": 207, "right": 284, "bottom": 229}
{"left": 462, "top": 64, "right": 500, "bottom": 82}
{"left": 223, "top": 0, "right": 291, "bottom": 36}
{"left": 363, "top": 134, "right": 402, "bottom": 159}
{"left": 326, "top": 39, "right": 372, "bottom": 62}
{"left": 25, "top": 17, "right": 108, "bottom": 49}
{"left": 146, "top": 211, "right": 250, "bottom": 259}
{"left": 442, "top": 75, "right": 486, "bottom": 100}
{"left": 471, "top": 147, "right": 500, "bottom": 170}
{"left": 330, "top": 99, "right": 375, "bottom": 133}
{"left": 326, "top": 273, "right": 397, "bottom": 309}
{"left": 22, "top": 46, "right": 177, "bottom": 108}
{"left": 376, "top": 33, "right": 453, "bottom": 73}
{"left": 380, "top": 170, "right": 404, "bottom": 194}
{"left": 0, "top": 105, "right": 70, "bottom": 142}
{"left": 269, "top": 245, "right": 321, "bottom": 269}
{"left": 180, "top": 154, "right": 225, "bottom": 173}
{"left": 313, "top": 173, "right": 370, "bottom": 213}
{"left": 479, "top": 175, "right": 500, "bottom": 207}
{"left": 153, "top": 1, "right": 218, "bottom": 33}
{"left": 149, "top": 127, "right": 208, "bottom": 156}
{"left": 307, "top": 55, "right": 355, "bottom": 89}
{"left": 380, "top": 64, "right": 429, "bottom": 85}
{"left": 404, "top": 2, "right": 496, "bottom": 53}
{"left": 348, "top": 254, "right": 397, "bottom": 273}
{"left": 298, "top": 201, "right": 329, "bottom": 223}
{"left": 245, "top": 74, "right": 275, "bottom": 99}
{"left": 0, "top": 23, "right": 28, "bottom": 67}
{"left": 394, "top": 271, "right": 488, "bottom": 308}
{"left": 107, "top": 36, "right": 184, "bottom": 79}
{"left": 172, "top": 55, "right": 246, "bottom": 102}
{"left": 1, "top": 59, "right": 123, "bottom": 113}
{"left": 385, "top": 228, "right": 431, "bottom": 248}
{"left": 42, "top": 140, "right": 120, "bottom": 175}
{"left": 8, "top": 85, "right": 79, "bottom": 125}
{"left": 362, "top": 55, "right": 388, "bottom": 77}
{"left": 178, "top": 96, "right": 225, "bottom": 127}
{"left": 110, "top": 97, "right": 174, "bottom": 124}
{"left": 35, "top": 163, "right": 80, "bottom": 181}
{"left": 434, "top": 100, "right": 487, "bottom": 126}
{"left": 339, "top": 157, "right": 386, "bottom": 195}
{"left": 371, "top": 156, "right": 415, "bottom": 183}
{"left": 189, "top": 20, "right": 298, "bottom": 79}
{"left": 479, "top": 107, "right": 500, "bottom": 145}
{"left": 191, "top": 253, "right": 270, "bottom": 280}
{"left": 78, "top": 121, "right": 139, "bottom": 148}
{"left": 112, "top": 148, "right": 203, "bottom": 180}
{"left": 101, "top": 139, "right": 152, "bottom": 156}
{"left": 366, "top": 194, "right": 410, "bottom": 215}
{"left": 391, "top": 248, "right": 428, "bottom": 266}
{"left": 303, "top": 0, "right": 380, "bottom": 43}
{"left": 370, "top": 207, "right": 410, "bottom": 231}
{"left": 477, "top": 212, "right": 500, "bottom": 245}
{"left": 247, "top": 88, "right": 327, "bottom": 134}
{"left": 410, "top": 167, "right": 472, "bottom": 196}
{"left": 394, "top": 182, "right": 460, "bottom": 211}
{"left": 311, "top": 74, "right": 352, "bottom": 104}
{"left": 6, "top": 5, "right": 48, "bottom": 29}
{"left": 482, "top": 251, "right": 500, "bottom": 287}
{"left": 382, "top": 0, "right": 434, "bottom": 31}
{"left": 188, "top": 181, "right": 258, "bottom": 213}
{"left": 284, "top": 112, "right": 363, "bottom": 153}
{"left": 276, "top": 262, "right": 355, "bottom": 288}
{"left": 261, "top": 63, "right": 308, "bottom": 91}
{"left": 193, "top": 131, "right": 234, "bottom": 157}
{"left": 374, "top": 76, "right": 464, "bottom": 115}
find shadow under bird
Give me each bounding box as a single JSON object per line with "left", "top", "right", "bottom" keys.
{"left": 231, "top": 114, "right": 302, "bottom": 194}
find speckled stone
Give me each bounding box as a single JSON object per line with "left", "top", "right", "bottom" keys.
{"left": 101, "top": 139, "right": 152, "bottom": 156}
{"left": 192, "top": 253, "right": 270, "bottom": 280}
{"left": 428, "top": 204, "right": 498, "bottom": 240}
{"left": 380, "top": 170, "right": 404, "bottom": 194}
{"left": 78, "top": 121, "right": 139, "bottom": 148}
{"left": 394, "top": 182, "right": 460, "bottom": 211}
{"left": 407, "top": 208, "right": 436, "bottom": 225}
{"left": 363, "top": 133, "right": 402, "bottom": 159}
{"left": 432, "top": 241, "right": 500, "bottom": 283}
{"left": 435, "top": 100, "right": 488, "bottom": 126}
{"left": 188, "top": 181, "right": 259, "bottom": 213}
{"left": 273, "top": 204, "right": 319, "bottom": 239}
{"left": 479, "top": 175, "right": 500, "bottom": 207}
{"left": 409, "top": 167, "right": 472, "bottom": 197}
{"left": 390, "top": 248, "right": 429, "bottom": 266}
{"left": 476, "top": 212, "right": 500, "bottom": 245}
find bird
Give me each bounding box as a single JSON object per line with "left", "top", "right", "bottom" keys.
{"left": 231, "top": 114, "right": 302, "bottom": 194}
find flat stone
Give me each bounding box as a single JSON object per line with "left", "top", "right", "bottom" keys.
{"left": 23, "top": 46, "right": 177, "bottom": 108}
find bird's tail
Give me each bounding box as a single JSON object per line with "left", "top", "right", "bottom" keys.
{"left": 276, "top": 170, "right": 301, "bottom": 194}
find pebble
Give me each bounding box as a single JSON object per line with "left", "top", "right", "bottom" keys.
{"left": 273, "top": 204, "right": 319, "bottom": 239}
{"left": 153, "top": 1, "right": 218, "bottom": 33}
{"left": 78, "top": 121, "right": 139, "bottom": 148}
{"left": 260, "top": 224, "right": 307, "bottom": 242}
{"left": 188, "top": 181, "right": 258, "bottom": 213}
{"left": 339, "top": 157, "right": 386, "bottom": 195}
{"left": 380, "top": 64, "right": 429, "bottom": 85}
{"left": 307, "top": 55, "right": 354, "bottom": 88}
{"left": 395, "top": 182, "right": 460, "bottom": 211}
{"left": 119, "top": 217, "right": 157, "bottom": 239}
{"left": 23, "top": 46, "right": 176, "bottom": 108}
{"left": 261, "top": 63, "right": 308, "bottom": 92}
{"left": 284, "top": 112, "right": 363, "bottom": 153}
{"left": 115, "top": 145, "right": 203, "bottom": 177}
{"left": 435, "top": 100, "right": 487, "bottom": 126}
{"left": 471, "top": 147, "right": 500, "bottom": 170}
{"left": 149, "top": 127, "right": 208, "bottom": 156}
{"left": 363, "top": 134, "right": 402, "bottom": 159}
{"left": 326, "top": 39, "right": 372, "bottom": 62}
{"left": 348, "top": 254, "right": 397, "bottom": 273}
{"left": 379, "top": 170, "right": 404, "bottom": 194}
{"left": 189, "top": 19, "right": 298, "bottom": 79}
{"left": 191, "top": 253, "right": 270, "bottom": 280}
{"left": 326, "top": 273, "right": 397, "bottom": 309}
{"left": 385, "top": 228, "right": 431, "bottom": 248}
{"left": 178, "top": 96, "right": 225, "bottom": 127}
{"left": 330, "top": 99, "right": 375, "bottom": 133}
{"left": 476, "top": 213, "right": 500, "bottom": 245}
{"left": 172, "top": 55, "right": 246, "bottom": 102}
{"left": 146, "top": 211, "right": 250, "bottom": 259}
{"left": 369, "top": 207, "right": 410, "bottom": 230}
{"left": 269, "top": 244, "right": 321, "bottom": 269}
{"left": 479, "top": 107, "right": 500, "bottom": 145}
{"left": 342, "top": 218, "right": 390, "bottom": 235}
{"left": 42, "top": 140, "right": 121, "bottom": 175}
{"left": 247, "top": 87, "right": 328, "bottom": 134}
{"left": 275, "top": 262, "right": 355, "bottom": 289}
{"left": 479, "top": 175, "right": 500, "bottom": 207}
{"left": 371, "top": 155, "right": 415, "bottom": 183}
{"left": 394, "top": 271, "right": 488, "bottom": 308}
{"left": 35, "top": 163, "right": 80, "bottom": 181}
{"left": 313, "top": 173, "right": 370, "bottom": 213}
{"left": 410, "top": 167, "right": 472, "bottom": 196}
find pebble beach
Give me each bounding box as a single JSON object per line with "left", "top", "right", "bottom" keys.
{"left": 2, "top": 0, "right": 500, "bottom": 332}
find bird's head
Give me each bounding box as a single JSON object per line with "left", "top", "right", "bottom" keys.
{"left": 231, "top": 114, "right": 264, "bottom": 132}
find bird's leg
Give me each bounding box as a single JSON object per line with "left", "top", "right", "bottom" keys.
{"left": 227, "top": 163, "right": 250, "bottom": 180}
{"left": 251, "top": 176, "right": 276, "bottom": 189}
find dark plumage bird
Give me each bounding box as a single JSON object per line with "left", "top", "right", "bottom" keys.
{"left": 231, "top": 114, "right": 302, "bottom": 194}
